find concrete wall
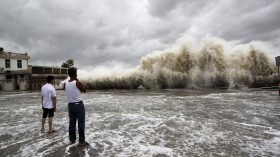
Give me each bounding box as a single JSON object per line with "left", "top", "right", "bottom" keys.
{"left": 4, "top": 80, "right": 13, "bottom": 90}
{"left": 1, "top": 59, "right": 28, "bottom": 71}
{"left": 0, "top": 74, "right": 4, "bottom": 80}
{"left": 0, "top": 74, "right": 29, "bottom": 91}
{"left": 0, "top": 52, "right": 30, "bottom": 91}
{"left": 0, "top": 58, "right": 4, "bottom": 70}
{"left": 20, "top": 81, "right": 28, "bottom": 90}
{"left": 19, "top": 75, "right": 29, "bottom": 90}
{"left": 0, "top": 51, "right": 29, "bottom": 71}
{"left": 0, "top": 63, "right": 68, "bottom": 91}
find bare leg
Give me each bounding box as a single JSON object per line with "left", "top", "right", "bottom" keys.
{"left": 48, "top": 117, "right": 53, "bottom": 132}
{"left": 41, "top": 118, "right": 46, "bottom": 131}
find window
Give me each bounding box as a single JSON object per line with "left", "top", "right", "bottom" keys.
{"left": 17, "top": 60, "right": 22, "bottom": 68}
{"left": 6, "top": 75, "right": 12, "bottom": 79}
{"left": 5, "top": 59, "right": 10, "bottom": 68}
{"left": 21, "top": 74, "right": 24, "bottom": 78}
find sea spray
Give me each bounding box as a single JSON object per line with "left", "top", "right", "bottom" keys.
{"left": 82, "top": 36, "right": 277, "bottom": 89}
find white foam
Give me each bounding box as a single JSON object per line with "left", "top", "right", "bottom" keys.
{"left": 238, "top": 122, "right": 272, "bottom": 129}
{"left": 65, "top": 142, "right": 79, "bottom": 155}
{"left": 138, "top": 145, "right": 173, "bottom": 156}
{"left": 1, "top": 90, "right": 280, "bottom": 156}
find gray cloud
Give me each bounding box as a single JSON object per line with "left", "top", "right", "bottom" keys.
{"left": 147, "top": 0, "right": 181, "bottom": 17}
{"left": 0, "top": 0, "right": 279, "bottom": 70}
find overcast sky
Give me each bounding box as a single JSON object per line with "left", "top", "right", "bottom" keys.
{"left": 0, "top": 0, "right": 279, "bottom": 71}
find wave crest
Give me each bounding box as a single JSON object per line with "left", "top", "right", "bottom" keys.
{"left": 84, "top": 36, "right": 277, "bottom": 89}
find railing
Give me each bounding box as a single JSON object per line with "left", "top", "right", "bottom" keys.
{"left": 0, "top": 52, "right": 29, "bottom": 57}
{"left": 0, "top": 52, "right": 30, "bottom": 60}
{"left": 32, "top": 67, "right": 68, "bottom": 74}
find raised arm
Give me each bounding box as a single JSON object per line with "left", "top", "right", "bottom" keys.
{"left": 76, "top": 79, "right": 86, "bottom": 93}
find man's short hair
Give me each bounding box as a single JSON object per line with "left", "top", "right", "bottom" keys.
{"left": 68, "top": 67, "right": 77, "bottom": 77}
{"left": 47, "top": 75, "right": 55, "bottom": 83}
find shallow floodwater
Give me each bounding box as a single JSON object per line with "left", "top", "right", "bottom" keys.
{"left": 0, "top": 89, "right": 280, "bottom": 157}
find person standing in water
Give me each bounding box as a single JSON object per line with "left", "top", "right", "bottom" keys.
{"left": 64, "top": 67, "right": 88, "bottom": 146}
{"left": 41, "top": 75, "right": 57, "bottom": 133}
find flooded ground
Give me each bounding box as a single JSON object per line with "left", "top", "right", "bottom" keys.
{"left": 0, "top": 89, "right": 280, "bottom": 157}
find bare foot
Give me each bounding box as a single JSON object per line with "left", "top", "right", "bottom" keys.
{"left": 48, "top": 130, "right": 56, "bottom": 133}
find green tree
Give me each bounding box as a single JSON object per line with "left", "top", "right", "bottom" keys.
{"left": 62, "top": 59, "right": 74, "bottom": 68}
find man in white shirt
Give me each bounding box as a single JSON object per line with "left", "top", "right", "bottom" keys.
{"left": 41, "top": 75, "right": 57, "bottom": 133}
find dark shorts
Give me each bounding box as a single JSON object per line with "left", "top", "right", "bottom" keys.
{"left": 42, "top": 107, "right": 54, "bottom": 118}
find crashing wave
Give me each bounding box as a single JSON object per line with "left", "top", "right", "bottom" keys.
{"left": 83, "top": 36, "right": 277, "bottom": 89}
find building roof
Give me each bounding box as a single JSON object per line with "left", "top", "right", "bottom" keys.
{"left": 0, "top": 51, "right": 30, "bottom": 60}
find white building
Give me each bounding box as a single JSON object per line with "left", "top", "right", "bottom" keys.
{"left": 0, "top": 50, "right": 30, "bottom": 91}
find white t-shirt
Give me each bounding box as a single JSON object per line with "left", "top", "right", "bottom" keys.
{"left": 41, "top": 83, "right": 56, "bottom": 109}
{"left": 65, "top": 80, "right": 83, "bottom": 103}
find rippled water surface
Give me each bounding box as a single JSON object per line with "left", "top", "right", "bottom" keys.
{"left": 0, "top": 89, "right": 280, "bottom": 157}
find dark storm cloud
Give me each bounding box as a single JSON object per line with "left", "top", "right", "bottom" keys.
{"left": 147, "top": 0, "right": 208, "bottom": 18}
{"left": 203, "top": 0, "right": 280, "bottom": 43}
{"left": 0, "top": 0, "right": 279, "bottom": 70}
{"left": 147, "top": 0, "right": 181, "bottom": 17}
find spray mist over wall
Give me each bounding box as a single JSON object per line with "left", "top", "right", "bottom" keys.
{"left": 83, "top": 36, "right": 277, "bottom": 89}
